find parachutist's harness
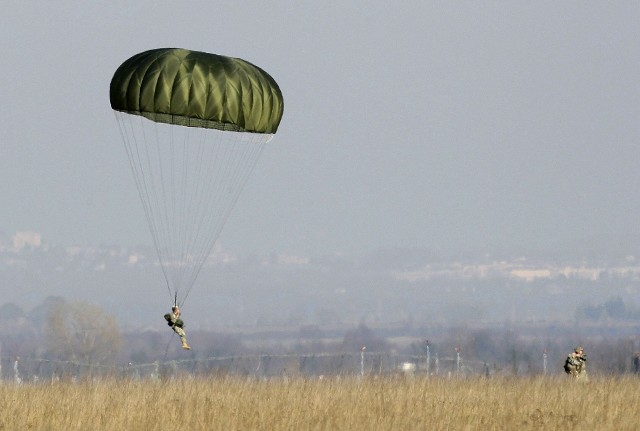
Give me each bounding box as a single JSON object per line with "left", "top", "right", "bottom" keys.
{"left": 164, "top": 296, "right": 185, "bottom": 328}
{"left": 164, "top": 313, "right": 184, "bottom": 329}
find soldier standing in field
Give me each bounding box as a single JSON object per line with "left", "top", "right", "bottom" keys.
{"left": 564, "top": 346, "right": 587, "bottom": 380}
{"left": 164, "top": 305, "right": 191, "bottom": 350}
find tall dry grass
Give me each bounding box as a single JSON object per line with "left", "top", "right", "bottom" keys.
{"left": 1, "top": 375, "right": 638, "bottom": 430}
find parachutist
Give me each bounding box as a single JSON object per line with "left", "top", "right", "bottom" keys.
{"left": 164, "top": 306, "right": 191, "bottom": 350}
{"left": 564, "top": 346, "right": 587, "bottom": 380}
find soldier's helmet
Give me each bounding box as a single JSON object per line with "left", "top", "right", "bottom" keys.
{"left": 575, "top": 346, "right": 583, "bottom": 353}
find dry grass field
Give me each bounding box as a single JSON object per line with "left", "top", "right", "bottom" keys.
{"left": 1, "top": 375, "right": 638, "bottom": 430}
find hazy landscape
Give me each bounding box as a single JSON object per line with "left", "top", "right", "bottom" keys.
{"left": 2, "top": 230, "right": 639, "bottom": 382}
{"left": 4, "top": 230, "right": 640, "bottom": 327}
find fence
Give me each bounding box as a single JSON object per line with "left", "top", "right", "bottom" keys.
{"left": 1, "top": 352, "right": 492, "bottom": 383}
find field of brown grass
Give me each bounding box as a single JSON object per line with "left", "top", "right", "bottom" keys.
{"left": 1, "top": 375, "right": 638, "bottom": 430}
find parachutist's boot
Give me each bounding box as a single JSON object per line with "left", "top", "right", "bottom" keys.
{"left": 182, "top": 340, "right": 191, "bottom": 350}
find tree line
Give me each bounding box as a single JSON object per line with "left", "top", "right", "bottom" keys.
{"left": 0, "top": 297, "right": 639, "bottom": 380}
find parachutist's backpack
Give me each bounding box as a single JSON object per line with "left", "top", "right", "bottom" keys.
{"left": 163, "top": 313, "right": 184, "bottom": 328}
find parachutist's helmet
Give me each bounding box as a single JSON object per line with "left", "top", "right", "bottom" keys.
{"left": 575, "top": 346, "right": 583, "bottom": 353}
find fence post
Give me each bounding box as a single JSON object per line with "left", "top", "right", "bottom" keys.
{"left": 360, "top": 346, "right": 366, "bottom": 377}
{"left": 543, "top": 349, "right": 548, "bottom": 375}
{"left": 425, "top": 340, "right": 430, "bottom": 377}
{"left": 13, "top": 356, "right": 21, "bottom": 384}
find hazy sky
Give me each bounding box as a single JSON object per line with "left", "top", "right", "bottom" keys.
{"left": 1, "top": 1, "right": 638, "bottom": 257}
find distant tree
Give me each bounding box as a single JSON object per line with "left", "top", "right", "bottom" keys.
{"left": 129, "top": 350, "right": 150, "bottom": 364}
{"left": 466, "top": 329, "right": 498, "bottom": 361}
{"left": 45, "top": 301, "right": 122, "bottom": 365}
{"left": 0, "top": 303, "right": 26, "bottom": 319}
{"left": 28, "top": 296, "right": 67, "bottom": 331}
{"left": 0, "top": 302, "right": 34, "bottom": 338}
{"left": 603, "top": 297, "right": 626, "bottom": 319}
{"left": 340, "top": 323, "right": 389, "bottom": 353}
{"left": 576, "top": 297, "right": 631, "bottom": 322}
{"left": 575, "top": 303, "right": 603, "bottom": 321}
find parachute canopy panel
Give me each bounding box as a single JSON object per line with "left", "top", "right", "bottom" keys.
{"left": 110, "top": 48, "right": 284, "bottom": 134}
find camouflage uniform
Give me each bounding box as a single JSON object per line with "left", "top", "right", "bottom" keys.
{"left": 164, "top": 307, "right": 191, "bottom": 350}
{"left": 564, "top": 347, "right": 587, "bottom": 380}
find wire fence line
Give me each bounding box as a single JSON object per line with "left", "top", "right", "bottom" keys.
{"left": 0, "top": 352, "right": 494, "bottom": 383}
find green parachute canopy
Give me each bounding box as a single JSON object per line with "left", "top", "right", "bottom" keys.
{"left": 110, "top": 48, "right": 284, "bottom": 134}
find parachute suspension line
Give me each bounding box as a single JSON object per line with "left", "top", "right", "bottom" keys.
{"left": 178, "top": 131, "right": 269, "bottom": 306}
{"left": 175, "top": 128, "right": 227, "bottom": 305}
{"left": 141, "top": 114, "right": 175, "bottom": 301}
{"left": 151, "top": 118, "right": 176, "bottom": 298}
{"left": 159, "top": 121, "right": 194, "bottom": 300}
{"left": 115, "top": 113, "right": 272, "bottom": 307}
{"left": 168, "top": 123, "right": 187, "bottom": 297}
{"left": 179, "top": 129, "right": 213, "bottom": 301}
{"left": 160, "top": 122, "right": 177, "bottom": 292}
{"left": 114, "top": 112, "right": 172, "bottom": 300}
{"left": 182, "top": 127, "right": 205, "bottom": 293}
{"left": 169, "top": 125, "right": 199, "bottom": 302}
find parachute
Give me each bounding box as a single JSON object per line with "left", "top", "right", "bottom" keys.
{"left": 110, "top": 48, "right": 284, "bottom": 305}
